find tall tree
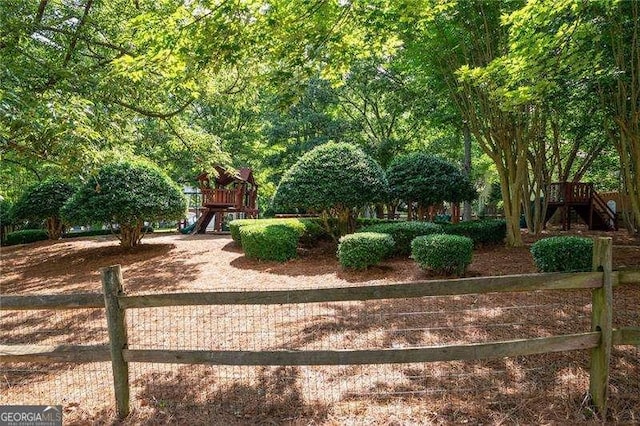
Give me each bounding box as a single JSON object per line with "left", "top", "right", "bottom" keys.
{"left": 396, "top": 0, "right": 530, "bottom": 246}
{"left": 494, "top": 0, "right": 640, "bottom": 235}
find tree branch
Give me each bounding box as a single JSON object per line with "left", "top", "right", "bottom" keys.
{"left": 110, "top": 98, "right": 194, "bottom": 119}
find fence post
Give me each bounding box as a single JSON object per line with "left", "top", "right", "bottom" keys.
{"left": 102, "top": 264, "right": 130, "bottom": 419}
{"left": 590, "top": 237, "right": 613, "bottom": 417}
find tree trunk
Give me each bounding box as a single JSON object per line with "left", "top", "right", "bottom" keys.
{"left": 375, "top": 204, "right": 385, "bottom": 219}
{"left": 119, "top": 222, "right": 143, "bottom": 248}
{"left": 462, "top": 123, "right": 473, "bottom": 221}
{"left": 46, "top": 216, "right": 64, "bottom": 240}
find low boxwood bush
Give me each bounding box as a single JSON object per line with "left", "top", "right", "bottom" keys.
{"left": 411, "top": 234, "right": 473, "bottom": 275}
{"left": 530, "top": 236, "right": 593, "bottom": 272}
{"left": 4, "top": 229, "right": 49, "bottom": 246}
{"left": 337, "top": 232, "right": 395, "bottom": 270}
{"left": 444, "top": 219, "right": 506, "bottom": 246}
{"left": 358, "top": 221, "right": 443, "bottom": 256}
{"left": 239, "top": 223, "right": 300, "bottom": 262}
{"left": 229, "top": 218, "right": 325, "bottom": 246}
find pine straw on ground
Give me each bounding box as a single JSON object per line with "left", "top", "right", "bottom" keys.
{"left": 1, "top": 230, "right": 638, "bottom": 425}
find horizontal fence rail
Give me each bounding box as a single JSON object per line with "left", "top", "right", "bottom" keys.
{"left": 4, "top": 329, "right": 638, "bottom": 365}
{"left": 3, "top": 270, "right": 638, "bottom": 311}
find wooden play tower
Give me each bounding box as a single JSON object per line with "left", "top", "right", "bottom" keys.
{"left": 192, "top": 166, "right": 258, "bottom": 233}
{"left": 545, "top": 182, "right": 617, "bottom": 231}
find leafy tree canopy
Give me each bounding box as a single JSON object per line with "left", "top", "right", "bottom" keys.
{"left": 61, "top": 158, "right": 186, "bottom": 247}
{"left": 387, "top": 152, "right": 476, "bottom": 206}
{"left": 11, "top": 178, "right": 76, "bottom": 239}
{"left": 272, "top": 142, "right": 389, "bottom": 236}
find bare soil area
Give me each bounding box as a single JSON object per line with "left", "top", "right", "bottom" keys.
{"left": 1, "top": 230, "right": 638, "bottom": 425}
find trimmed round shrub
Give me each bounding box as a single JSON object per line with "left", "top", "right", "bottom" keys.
{"left": 229, "top": 218, "right": 326, "bottom": 247}
{"left": 239, "top": 223, "right": 300, "bottom": 262}
{"left": 62, "top": 159, "right": 186, "bottom": 248}
{"left": 387, "top": 153, "right": 476, "bottom": 206}
{"left": 11, "top": 179, "right": 76, "bottom": 240}
{"left": 4, "top": 229, "right": 49, "bottom": 246}
{"left": 272, "top": 142, "right": 389, "bottom": 236}
{"left": 337, "top": 232, "right": 395, "bottom": 270}
{"left": 443, "top": 219, "right": 506, "bottom": 246}
{"left": 411, "top": 234, "right": 473, "bottom": 275}
{"left": 530, "top": 236, "right": 593, "bottom": 272}
{"left": 358, "top": 221, "right": 443, "bottom": 256}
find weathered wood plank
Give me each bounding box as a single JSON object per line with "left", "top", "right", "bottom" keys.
{"left": 123, "top": 332, "right": 600, "bottom": 366}
{"left": 102, "top": 265, "right": 130, "bottom": 419}
{"left": 618, "top": 269, "right": 640, "bottom": 286}
{"left": 120, "top": 272, "right": 604, "bottom": 308}
{"left": 0, "top": 293, "right": 104, "bottom": 310}
{"left": 0, "top": 344, "right": 110, "bottom": 363}
{"left": 612, "top": 327, "right": 640, "bottom": 346}
{"left": 590, "top": 237, "right": 614, "bottom": 417}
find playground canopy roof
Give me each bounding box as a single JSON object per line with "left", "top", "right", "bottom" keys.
{"left": 197, "top": 166, "right": 257, "bottom": 188}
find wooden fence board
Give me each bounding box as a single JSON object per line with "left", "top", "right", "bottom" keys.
{"left": 120, "top": 272, "right": 604, "bottom": 308}
{"left": 122, "top": 332, "right": 600, "bottom": 366}
{"left": 0, "top": 344, "right": 110, "bottom": 363}
{"left": 618, "top": 270, "right": 640, "bottom": 286}
{"left": 612, "top": 327, "right": 640, "bottom": 346}
{"left": 0, "top": 293, "right": 104, "bottom": 310}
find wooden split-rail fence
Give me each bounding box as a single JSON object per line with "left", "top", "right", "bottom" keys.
{"left": 1, "top": 238, "right": 639, "bottom": 420}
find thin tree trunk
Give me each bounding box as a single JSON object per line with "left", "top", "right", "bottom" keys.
{"left": 462, "top": 123, "right": 473, "bottom": 221}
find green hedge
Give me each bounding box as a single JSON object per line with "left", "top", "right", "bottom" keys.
{"left": 411, "top": 234, "right": 473, "bottom": 276}
{"left": 337, "top": 232, "right": 395, "bottom": 270}
{"left": 443, "top": 219, "right": 506, "bottom": 246}
{"left": 358, "top": 221, "right": 443, "bottom": 256}
{"left": 239, "top": 224, "right": 300, "bottom": 262}
{"left": 530, "top": 236, "right": 593, "bottom": 272}
{"left": 229, "top": 218, "right": 325, "bottom": 246}
{"left": 4, "top": 229, "right": 49, "bottom": 246}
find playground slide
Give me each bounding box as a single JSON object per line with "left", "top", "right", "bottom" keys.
{"left": 180, "top": 222, "right": 197, "bottom": 234}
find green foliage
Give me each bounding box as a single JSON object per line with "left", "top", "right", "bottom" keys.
{"left": 11, "top": 179, "right": 76, "bottom": 222}
{"left": 411, "top": 234, "right": 473, "bottom": 276}
{"left": 444, "top": 220, "right": 507, "bottom": 246}
{"left": 229, "top": 218, "right": 325, "bottom": 247}
{"left": 337, "top": 232, "right": 395, "bottom": 270}
{"left": 356, "top": 218, "right": 398, "bottom": 228}
{"left": 10, "top": 178, "right": 76, "bottom": 239}
{"left": 239, "top": 224, "right": 300, "bottom": 262}
{"left": 387, "top": 153, "right": 476, "bottom": 206}
{"left": 61, "top": 159, "right": 186, "bottom": 248}
{"left": 530, "top": 237, "right": 593, "bottom": 273}
{"left": 358, "top": 221, "right": 443, "bottom": 256}
{"left": 271, "top": 142, "right": 389, "bottom": 236}
{"left": 0, "top": 198, "right": 14, "bottom": 228}
{"left": 4, "top": 229, "right": 48, "bottom": 246}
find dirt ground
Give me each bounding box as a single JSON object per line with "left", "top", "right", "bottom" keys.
{"left": 1, "top": 229, "right": 639, "bottom": 425}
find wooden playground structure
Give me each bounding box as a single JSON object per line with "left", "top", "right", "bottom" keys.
{"left": 546, "top": 182, "right": 617, "bottom": 231}
{"left": 191, "top": 167, "right": 258, "bottom": 233}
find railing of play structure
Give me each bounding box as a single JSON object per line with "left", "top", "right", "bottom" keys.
{"left": 201, "top": 188, "right": 238, "bottom": 206}
{"left": 548, "top": 182, "right": 593, "bottom": 204}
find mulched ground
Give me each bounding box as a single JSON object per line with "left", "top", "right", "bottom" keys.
{"left": 1, "top": 228, "right": 638, "bottom": 425}
{"left": 2, "top": 227, "right": 638, "bottom": 296}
